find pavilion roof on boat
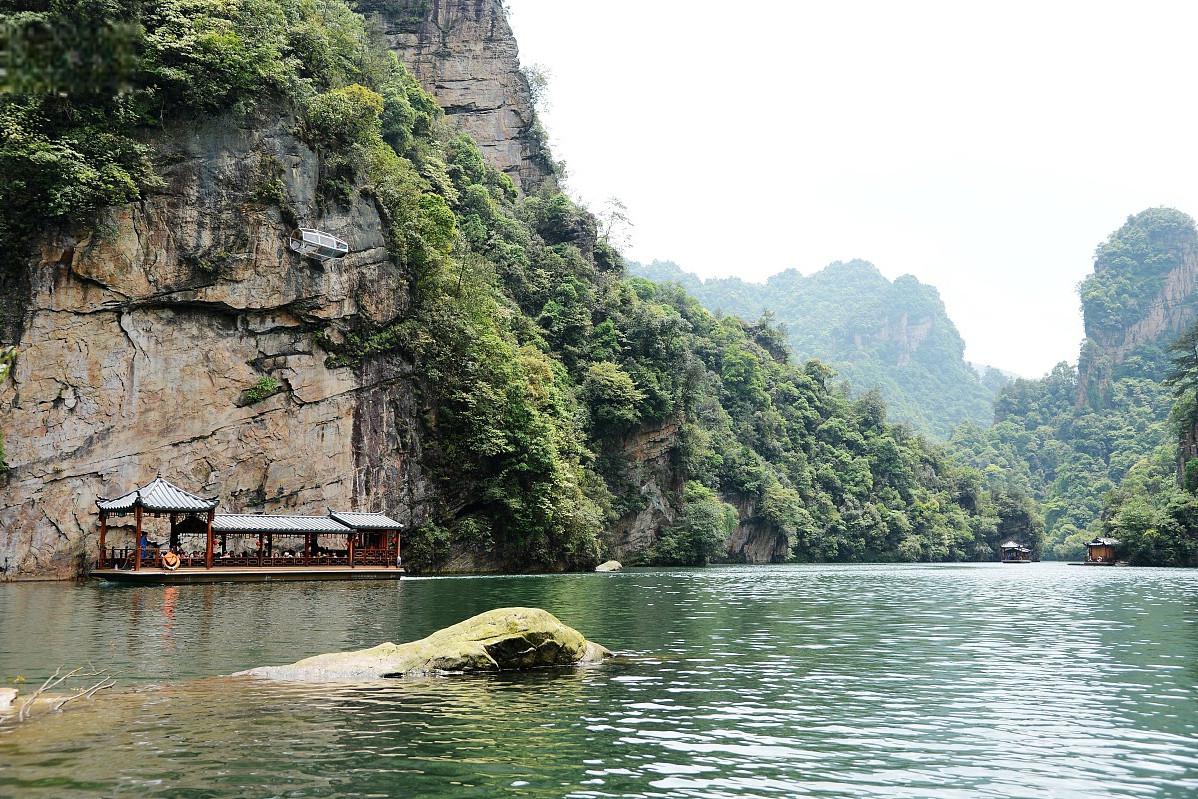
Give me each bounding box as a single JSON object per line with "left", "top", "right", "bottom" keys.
{"left": 329, "top": 511, "right": 404, "bottom": 530}
{"left": 96, "top": 476, "right": 218, "bottom": 515}
{"left": 211, "top": 514, "right": 351, "bottom": 534}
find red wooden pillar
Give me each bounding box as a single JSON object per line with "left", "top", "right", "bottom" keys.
{"left": 133, "top": 505, "right": 143, "bottom": 571}
{"left": 98, "top": 512, "right": 108, "bottom": 569}
{"left": 304, "top": 533, "right": 311, "bottom": 564}
{"left": 348, "top": 533, "right": 355, "bottom": 568}
{"left": 205, "top": 508, "right": 215, "bottom": 569}
{"left": 395, "top": 527, "right": 401, "bottom": 568}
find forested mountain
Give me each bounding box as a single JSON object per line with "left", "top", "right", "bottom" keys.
{"left": 0, "top": 0, "right": 1037, "bottom": 577}
{"left": 630, "top": 260, "right": 1007, "bottom": 438}
{"left": 951, "top": 208, "right": 1198, "bottom": 559}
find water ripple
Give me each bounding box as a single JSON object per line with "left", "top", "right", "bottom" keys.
{"left": 0, "top": 563, "right": 1196, "bottom": 797}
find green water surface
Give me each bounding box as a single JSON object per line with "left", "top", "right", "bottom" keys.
{"left": 0, "top": 563, "right": 1196, "bottom": 798}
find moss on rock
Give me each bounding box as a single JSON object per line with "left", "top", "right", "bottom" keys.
{"left": 238, "top": 607, "right": 612, "bottom": 682}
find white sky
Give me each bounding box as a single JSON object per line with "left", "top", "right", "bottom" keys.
{"left": 505, "top": 0, "right": 1198, "bottom": 377}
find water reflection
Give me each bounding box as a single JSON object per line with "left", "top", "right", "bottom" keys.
{"left": 0, "top": 564, "right": 1196, "bottom": 797}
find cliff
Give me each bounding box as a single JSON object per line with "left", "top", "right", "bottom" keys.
{"left": 366, "top": 0, "right": 555, "bottom": 192}
{"left": 0, "top": 0, "right": 553, "bottom": 579}
{"left": 1077, "top": 208, "right": 1198, "bottom": 406}
{"left": 0, "top": 112, "right": 436, "bottom": 578}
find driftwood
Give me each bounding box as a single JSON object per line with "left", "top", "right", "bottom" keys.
{"left": 4, "top": 664, "right": 115, "bottom": 725}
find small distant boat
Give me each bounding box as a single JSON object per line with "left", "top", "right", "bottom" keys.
{"left": 999, "top": 540, "right": 1032, "bottom": 564}
{"left": 288, "top": 227, "right": 350, "bottom": 262}
{"left": 1083, "top": 537, "right": 1120, "bottom": 566}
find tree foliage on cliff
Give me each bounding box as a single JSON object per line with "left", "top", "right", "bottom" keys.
{"left": 1093, "top": 338, "right": 1198, "bottom": 568}
{"left": 0, "top": 0, "right": 1036, "bottom": 570}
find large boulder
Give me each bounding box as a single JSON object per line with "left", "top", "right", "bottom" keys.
{"left": 238, "top": 607, "right": 612, "bottom": 682}
{"left": 595, "top": 560, "right": 622, "bottom": 572}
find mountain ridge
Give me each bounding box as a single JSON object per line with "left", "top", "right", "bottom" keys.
{"left": 630, "top": 259, "right": 1008, "bottom": 437}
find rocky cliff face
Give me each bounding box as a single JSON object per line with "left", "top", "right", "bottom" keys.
{"left": 724, "top": 496, "right": 790, "bottom": 564}
{"left": 603, "top": 421, "right": 681, "bottom": 561}
{"left": 853, "top": 311, "right": 935, "bottom": 368}
{"left": 369, "top": 0, "right": 555, "bottom": 193}
{"left": 0, "top": 111, "right": 438, "bottom": 579}
{"left": 0, "top": 0, "right": 563, "bottom": 580}
{"left": 1079, "top": 252, "right": 1198, "bottom": 404}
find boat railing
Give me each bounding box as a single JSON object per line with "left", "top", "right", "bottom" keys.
{"left": 97, "top": 546, "right": 398, "bottom": 570}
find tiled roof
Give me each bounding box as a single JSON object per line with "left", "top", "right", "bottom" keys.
{"left": 329, "top": 511, "right": 404, "bottom": 530}
{"left": 97, "top": 477, "right": 218, "bottom": 513}
{"left": 212, "top": 514, "right": 351, "bottom": 534}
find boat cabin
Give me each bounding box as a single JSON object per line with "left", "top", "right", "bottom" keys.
{"left": 288, "top": 228, "right": 349, "bottom": 262}
{"left": 1084, "top": 537, "right": 1120, "bottom": 566}
{"left": 94, "top": 476, "right": 402, "bottom": 577}
{"left": 999, "top": 540, "right": 1032, "bottom": 563}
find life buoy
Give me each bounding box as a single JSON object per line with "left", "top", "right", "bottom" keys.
{"left": 162, "top": 550, "right": 180, "bottom": 571}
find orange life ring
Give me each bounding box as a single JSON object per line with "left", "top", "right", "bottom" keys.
{"left": 162, "top": 550, "right": 180, "bottom": 571}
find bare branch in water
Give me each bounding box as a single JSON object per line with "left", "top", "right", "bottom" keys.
{"left": 12, "top": 665, "right": 113, "bottom": 722}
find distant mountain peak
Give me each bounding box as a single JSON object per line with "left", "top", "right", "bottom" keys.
{"left": 630, "top": 259, "right": 999, "bottom": 438}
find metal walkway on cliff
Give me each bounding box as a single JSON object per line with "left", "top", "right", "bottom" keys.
{"left": 288, "top": 228, "right": 350, "bottom": 262}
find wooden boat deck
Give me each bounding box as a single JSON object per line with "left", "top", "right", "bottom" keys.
{"left": 90, "top": 566, "right": 404, "bottom": 585}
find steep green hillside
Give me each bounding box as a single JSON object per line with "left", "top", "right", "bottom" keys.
{"left": 631, "top": 260, "right": 1006, "bottom": 438}
{"left": 1095, "top": 329, "right": 1198, "bottom": 567}
{"left": 951, "top": 209, "right": 1197, "bottom": 559}
{"left": 1, "top": 0, "right": 1035, "bottom": 571}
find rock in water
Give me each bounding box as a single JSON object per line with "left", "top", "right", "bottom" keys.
{"left": 238, "top": 608, "right": 612, "bottom": 682}
{"left": 595, "top": 560, "right": 622, "bottom": 572}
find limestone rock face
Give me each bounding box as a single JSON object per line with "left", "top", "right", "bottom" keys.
{"left": 602, "top": 420, "right": 683, "bottom": 561}
{"left": 725, "top": 495, "right": 790, "bottom": 564}
{"left": 1079, "top": 244, "right": 1198, "bottom": 403}
{"left": 238, "top": 607, "right": 612, "bottom": 682}
{"left": 373, "top": 0, "right": 554, "bottom": 193}
{"left": 0, "top": 112, "right": 433, "bottom": 579}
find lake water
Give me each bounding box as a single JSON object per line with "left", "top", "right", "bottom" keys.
{"left": 1, "top": 563, "right": 1196, "bottom": 798}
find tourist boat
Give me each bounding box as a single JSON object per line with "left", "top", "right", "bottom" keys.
{"left": 1083, "top": 537, "right": 1120, "bottom": 566}
{"left": 999, "top": 540, "right": 1032, "bottom": 564}
{"left": 288, "top": 227, "right": 350, "bottom": 262}
{"left": 90, "top": 476, "right": 403, "bottom": 584}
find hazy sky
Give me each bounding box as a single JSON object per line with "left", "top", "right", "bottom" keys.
{"left": 505, "top": 0, "right": 1198, "bottom": 377}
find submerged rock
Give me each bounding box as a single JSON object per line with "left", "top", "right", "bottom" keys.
{"left": 238, "top": 607, "right": 612, "bottom": 682}
{"left": 595, "top": 560, "right": 622, "bottom": 572}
